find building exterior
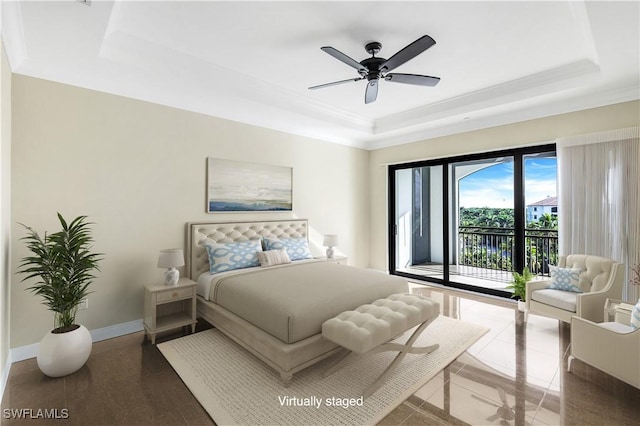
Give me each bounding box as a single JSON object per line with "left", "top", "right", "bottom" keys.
{"left": 527, "top": 196, "right": 558, "bottom": 223}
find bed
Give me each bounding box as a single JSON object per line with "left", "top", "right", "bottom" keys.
{"left": 185, "top": 219, "right": 408, "bottom": 383}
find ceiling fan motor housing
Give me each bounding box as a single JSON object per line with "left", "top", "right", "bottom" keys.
{"left": 360, "top": 57, "right": 386, "bottom": 80}
{"left": 361, "top": 42, "right": 385, "bottom": 80}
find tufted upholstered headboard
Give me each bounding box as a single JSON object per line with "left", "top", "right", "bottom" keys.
{"left": 185, "top": 219, "right": 309, "bottom": 279}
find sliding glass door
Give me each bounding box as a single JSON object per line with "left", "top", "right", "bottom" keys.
{"left": 389, "top": 145, "right": 557, "bottom": 297}
{"left": 394, "top": 165, "right": 444, "bottom": 280}
{"left": 450, "top": 156, "right": 515, "bottom": 290}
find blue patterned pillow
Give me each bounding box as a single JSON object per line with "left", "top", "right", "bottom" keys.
{"left": 548, "top": 265, "right": 583, "bottom": 293}
{"left": 631, "top": 299, "right": 640, "bottom": 330}
{"left": 204, "top": 239, "right": 262, "bottom": 273}
{"left": 263, "top": 237, "right": 312, "bottom": 261}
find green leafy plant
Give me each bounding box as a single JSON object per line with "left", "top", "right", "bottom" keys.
{"left": 18, "top": 213, "right": 103, "bottom": 333}
{"left": 507, "top": 267, "right": 534, "bottom": 301}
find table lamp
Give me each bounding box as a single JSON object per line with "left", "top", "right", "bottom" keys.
{"left": 158, "top": 248, "right": 184, "bottom": 286}
{"left": 323, "top": 235, "right": 338, "bottom": 259}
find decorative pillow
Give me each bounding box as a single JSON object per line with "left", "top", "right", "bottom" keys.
{"left": 263, "top": 237, "right": 312, "bottom": 261}
{"left": 631, "top": 299, "right": 640, "bottom": 330}
{"left": 548, "top": 265, "right": 583, "bottom": 293}
{"left": 203, "top": 239, "right": 262, "bottom": 273}
{"left": 257, "top": 249, "right": 291, "bottom": 267}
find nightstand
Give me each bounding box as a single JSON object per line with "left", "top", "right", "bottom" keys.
{"left": 316, "top": 255, "right": 348, "bottom": 265}
{"left": 143, "top": 278, "right": 197, "bottom": 344}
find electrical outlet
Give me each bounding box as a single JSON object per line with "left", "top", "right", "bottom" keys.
{"left": 78, "top": 298, "right": 88, "bottom": 310}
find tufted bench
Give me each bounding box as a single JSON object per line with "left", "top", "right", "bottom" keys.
{"left": 322, "top": 293, "right": 440, "bottom": 397}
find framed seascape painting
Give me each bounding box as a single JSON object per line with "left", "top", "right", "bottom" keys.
{"left": 207, "top": 158, "right": 293, "bottom": 212}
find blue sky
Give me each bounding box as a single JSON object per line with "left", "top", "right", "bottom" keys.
{"left": 459, "top": 157, "right": 557, "bottom": 208}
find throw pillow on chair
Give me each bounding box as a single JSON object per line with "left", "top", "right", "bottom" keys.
{"left": 548, "top": 266, "right": 583, "bottom": 293}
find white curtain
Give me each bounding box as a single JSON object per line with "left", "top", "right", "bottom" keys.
{"left": 557, "top": 126, "right": 640, "bottom": 302}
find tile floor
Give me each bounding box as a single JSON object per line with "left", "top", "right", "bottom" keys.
{"left": 380, "top": 284, "right": 640, "bottom": 425}
{"left": 2, "top": 283, "right": 639, "bottom": 425}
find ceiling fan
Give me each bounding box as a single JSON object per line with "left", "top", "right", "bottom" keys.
{"left": 309, "top": 35, "right": 440, "bottom": 104}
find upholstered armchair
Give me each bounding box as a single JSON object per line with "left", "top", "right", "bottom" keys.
{"left": 569, "top": 316, "right": 640, "bottom": 389}
{"left": 525, "top": 255, "right": 624, "bottom": 323}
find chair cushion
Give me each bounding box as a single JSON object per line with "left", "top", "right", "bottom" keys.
{"left": 548, "top": 266, "right": 582, "bottom": 293}
{"left": 531, "top": 288, "right": 577, "bottom": 312}
{"left": 599, "top": 321, "right": 635, "bottom": 334}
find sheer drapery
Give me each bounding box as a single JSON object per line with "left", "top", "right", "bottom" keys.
{"left": 557, "top": 126, "right": 640, "bottom": 302}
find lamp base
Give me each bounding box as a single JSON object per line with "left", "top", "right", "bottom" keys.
{"left": 326, "top": 247, "right": 335, "bottom": 259}
{"left": 164, "top": 268, "right": 179, "bottom": 286}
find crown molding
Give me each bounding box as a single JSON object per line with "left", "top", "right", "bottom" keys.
{"left": 373, "top": 59, "right": 601, "bottom": 136}
{"left": 365, "top": 83, "right": 640, "bottom": 151}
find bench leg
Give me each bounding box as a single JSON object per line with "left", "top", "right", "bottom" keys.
{"left": 363, "top": 316, "right": 439, "bottom": 398}
{"left": 323, "top": 315, "right": 440, "bottom": 398}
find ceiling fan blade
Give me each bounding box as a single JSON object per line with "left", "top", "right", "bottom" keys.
{"left": 380, "top": 35, "right": 436, "bottom": 72}
{"left": 365, "top": 79, "right": 379, "bottom": 104}
{"left": 309, "top": 77, "right": 363, "bottom": 90}
{"left": 321, "top": 46, "right": 366, "bottom": 73}
{"left": 385, "top": 73, "right": 440, "bottom": 86}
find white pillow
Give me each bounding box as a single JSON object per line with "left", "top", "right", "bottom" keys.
{"left": 548, "top": 265, "right": 583, "bottom": 293}
{"left": 257, "top": 249, "right": 291, "bottom": 267}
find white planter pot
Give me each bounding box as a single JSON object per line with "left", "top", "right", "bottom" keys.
{"left": 37, "top": 324, "right": 92, "bottom": 377}
{"left": 518, "top": 300, "right": 527, "bottom": 312}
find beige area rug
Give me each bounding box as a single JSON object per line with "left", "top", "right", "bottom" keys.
{"left": 158, "top": 316, "right": 488, "bottom": 426}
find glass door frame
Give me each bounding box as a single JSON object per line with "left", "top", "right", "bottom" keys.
{"left": 388, "top": 143, "right": 556, "bottom": 298}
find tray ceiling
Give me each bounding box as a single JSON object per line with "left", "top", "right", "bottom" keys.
{"left": 2, "top": 1, "right": 639, "bottom": 149}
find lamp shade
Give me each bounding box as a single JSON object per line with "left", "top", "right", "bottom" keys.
{"left": 157, "top": 249, "right": 185, "bottom": 268}
{"left": 323, "top": 235, "right": 338, "bottom": 247}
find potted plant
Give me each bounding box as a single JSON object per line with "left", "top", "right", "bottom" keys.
{"left": 507, "top": 267, "right": 533, "bottom": 312}
{"left": 18, "top": 213, "right": 103, "bottom": 377}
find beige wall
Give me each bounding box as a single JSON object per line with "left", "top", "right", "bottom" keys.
{"left": 369, "top": 100, "right": 640, "bottom": 271}
{"left": 1, "top": 42, "right": 12, "bottom": 381}
{"left": 8, "top": 72, "right": 640, "bottom": 349}
{"left": 10, "top": 75, "right": 370, "bottom": 347}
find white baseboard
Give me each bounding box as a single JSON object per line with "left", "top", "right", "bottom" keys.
{"left": 89, "top": 319, "right": 144, "bottom": 343}
{"left": 8, "top": 342, "right": 38, "bottom": 364}
{"left": 0, "top": 354, "right": 12, "bottom": 404}
{"left": 9, "top": 318, "right": 144, "bottom": 363}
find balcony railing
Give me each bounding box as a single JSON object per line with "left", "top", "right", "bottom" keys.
{"left": 458, "top": 226, "right": 559, "bottom": 276}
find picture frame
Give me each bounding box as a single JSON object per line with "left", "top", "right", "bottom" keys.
{"left": 206, "top": 158, "right": 293, "bottom": 212}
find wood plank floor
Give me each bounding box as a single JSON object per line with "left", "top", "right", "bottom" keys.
{"left": 1, "top": 326, "right": 215, "bottom": 426}
{"left": 3, "top": 285, "right": 640, "bottom": 425}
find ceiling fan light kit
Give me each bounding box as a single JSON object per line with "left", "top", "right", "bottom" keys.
{"left": 309, "top": 35, "right": 441, "bottom": 104}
